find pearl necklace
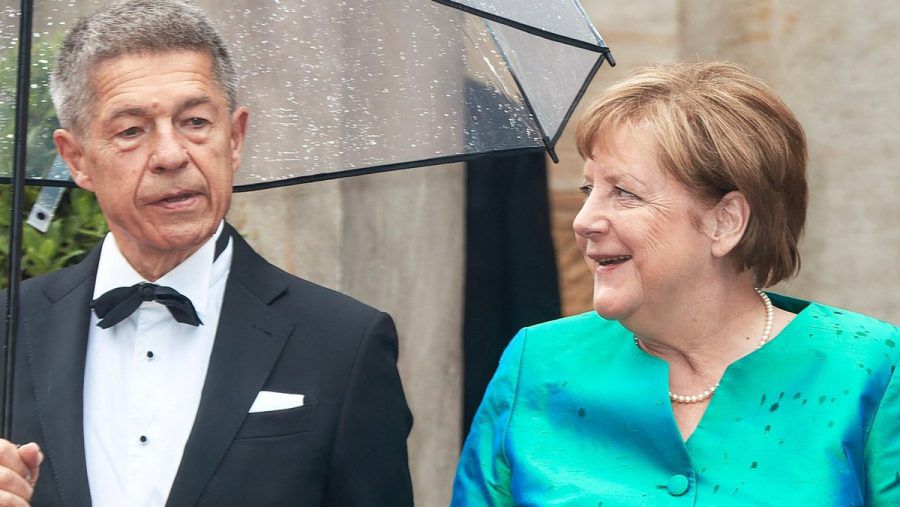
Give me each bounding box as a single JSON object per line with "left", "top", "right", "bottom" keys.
{"left": 637, "top": 289, "right": 775, "bottom": 404}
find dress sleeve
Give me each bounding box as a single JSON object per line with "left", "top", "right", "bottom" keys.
{"left": 864, "top": 325, "right": 900, "bottom": 505}
{"left": 451, "top": 328, "right": 527, "bottom": 507}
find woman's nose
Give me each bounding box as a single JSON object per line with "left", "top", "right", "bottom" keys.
{"left": 573, "top": 196, "right": 611, "bottom": 239}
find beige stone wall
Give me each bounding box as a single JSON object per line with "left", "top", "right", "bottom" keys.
{"left": 553, "top": 0, "right": 900, "bottom": 324}
{"left": 229, "top": 167, "right": 464, "bottom": 507}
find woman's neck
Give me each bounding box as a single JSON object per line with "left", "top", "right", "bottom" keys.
{"left": 624, "top": 275, "right": 766, "bottom": 376}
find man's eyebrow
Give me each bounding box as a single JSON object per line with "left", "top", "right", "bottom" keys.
{"left": 180, "top": 96, "right": 212, "bottom": 111}
{"left": 106, "top": 96, "right": 214, "bottom": 121}
{"left": 108, "top": 106, "right": 153, "bottom": 121}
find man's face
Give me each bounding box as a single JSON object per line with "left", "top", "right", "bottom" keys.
{"left": 54, "top": 51, "right": 248, "bottom": 262}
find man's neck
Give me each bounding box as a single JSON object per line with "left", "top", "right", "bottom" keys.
{"left": 116, "top": 242, "right": 200, "bottom": 282}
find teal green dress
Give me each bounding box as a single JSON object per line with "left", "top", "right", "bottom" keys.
{"left": 452, "top": 294, "right": 900, "bottom": 506}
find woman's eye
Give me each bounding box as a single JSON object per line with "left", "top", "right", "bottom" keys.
{"left": 614, "top": 186, "right": 638, "bottom": 199}
{"left": 578, "top": 185, "right": 592, "bottom": 197}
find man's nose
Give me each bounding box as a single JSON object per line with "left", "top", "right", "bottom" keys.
{"left": 573, "top": 195, "right": 611, "bottom": 239}
{"left": 149, "top": 127, "right": 189, "bottom": 173}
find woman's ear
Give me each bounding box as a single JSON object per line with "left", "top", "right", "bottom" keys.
{"left": 706, "top": 191, "right": 750, "bottom": 258}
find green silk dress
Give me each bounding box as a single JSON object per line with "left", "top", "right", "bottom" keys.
{"left": 452, "top": 293, "right": 900, "bottom": 506}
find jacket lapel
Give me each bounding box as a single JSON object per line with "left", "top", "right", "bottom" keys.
{"left": 165, "top": 229, "right": 295, "bottom": 507}
{"left": 21, "top": 245, "right": 101, "bottom": 507}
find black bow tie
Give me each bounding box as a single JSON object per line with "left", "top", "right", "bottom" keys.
{"left": 90, "top": 228, "right": 231, "bottom": 329}
{"left": 91, "top": 283, "right": 202, "bottom": 329}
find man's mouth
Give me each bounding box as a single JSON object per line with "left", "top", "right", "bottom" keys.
{"left": 594, "top": 255, "right": 631, "bottom": 267}
{"left": 161, "top": 193, "right": 196, "bottom": 203}
{"left": 149, "top": 191, "right": 202, "bottom": 208}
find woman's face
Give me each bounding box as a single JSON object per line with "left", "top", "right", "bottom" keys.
{"left": 573, "top": 124, "right": 716, "bottom": 325}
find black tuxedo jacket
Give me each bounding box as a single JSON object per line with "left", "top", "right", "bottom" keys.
{"left": 5, "top": 226, "right": 413, "bottom": 506}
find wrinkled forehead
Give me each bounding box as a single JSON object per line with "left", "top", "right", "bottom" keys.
{"left": 87, "top": 49, "right": 216, "bottom": 91}
{"left": 83, "top": 50, "right": 224, "bottom": 115}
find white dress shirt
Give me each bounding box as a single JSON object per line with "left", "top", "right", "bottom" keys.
{"left": 83, "top": 222, "right": 232, "bottom": 507}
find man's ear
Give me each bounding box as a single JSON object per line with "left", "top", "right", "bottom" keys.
{"left": 229, "top": 107, "right": 249, "bottom": 173}
{"left": 53, "top": 129, "right": 94, "bottom": 191}
{"left": 705, "top": 190, "right": 751, "bottom": 258}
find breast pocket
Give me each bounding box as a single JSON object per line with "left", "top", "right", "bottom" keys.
{"left": 235, "top": 402, "right": 318, "bottom": 439}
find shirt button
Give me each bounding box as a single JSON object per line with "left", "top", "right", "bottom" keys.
{"left": 146, "top": 350, "right": 155, "bottom": 360}
{"left": 139, "top": 435, "right": 148, "bottom": 445}
{"left": 667, "top": 474, "right": 690, "bottom": 496}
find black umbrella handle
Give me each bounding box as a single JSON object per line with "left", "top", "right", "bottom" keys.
{"left": 2, "top": 0, "right": 35, "bottom": 440}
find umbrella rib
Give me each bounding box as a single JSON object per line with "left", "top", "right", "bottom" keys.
{"left": 429, "top": 0, "right": 612, "bottom": 55}
{"left": 0, "top": 147, "right": 550, "bottom": 191}
{"left": 478, "top": 20, "right": 557, "bottom": 163}
{"left": 0, "top": 177, "right": 74, "bottom": 188}
{"left": 549, "top": 54, "right": 612, "bottom": 148}
{"left": 499, "top": 54, "right": 557, "bottom": 163}
{"left": 230, "top": 147, "right": 549, "bottom": 192}
{"left": 3, "top": 0, "right": 35, "bottom": 439}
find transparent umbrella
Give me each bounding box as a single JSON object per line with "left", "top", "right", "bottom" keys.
{"left": 0, "top": 0, "right": 613, "bottom": 433}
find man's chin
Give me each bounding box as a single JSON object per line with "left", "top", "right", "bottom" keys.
{"left": 117, "top": 221, "right": 219, "bottom": 254}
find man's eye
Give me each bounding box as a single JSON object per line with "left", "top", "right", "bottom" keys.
{"left": 119, "top": 127, "right": 142, "bottom": 138}
{"left": 578, "top": 185, "right": 592, "bottom": 197}
{"left": 185, "top": 117, "right": 209, "bottom": 127}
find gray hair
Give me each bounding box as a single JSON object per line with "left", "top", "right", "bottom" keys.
{"left": 50, "top": 0, "right": 238, "bottom": 133}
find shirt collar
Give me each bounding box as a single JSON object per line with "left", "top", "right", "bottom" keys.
{"left": 93, "top": 221, "right": 228, "bottom": 320}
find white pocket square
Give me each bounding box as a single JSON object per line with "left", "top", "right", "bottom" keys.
{"left": 249, "top": 391, "right": 305, "bottom": 413}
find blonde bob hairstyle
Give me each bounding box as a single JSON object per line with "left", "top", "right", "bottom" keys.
{"left": 575, "top": 61, "right": 807, "bottom": 288}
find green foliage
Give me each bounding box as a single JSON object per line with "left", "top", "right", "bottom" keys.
{"left": 1, "top": 38, "right": 107, "bottom": 289}
{"left": 0, "top": 186, "right": 107, "bottom": 287}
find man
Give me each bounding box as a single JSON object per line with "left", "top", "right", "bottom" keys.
{"left": 0, "top": 1, "right": 413, "bottom": 505}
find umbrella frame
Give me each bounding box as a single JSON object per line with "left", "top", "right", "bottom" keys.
{"left": 0, "top": 0, "right": 614, "bottom": 438}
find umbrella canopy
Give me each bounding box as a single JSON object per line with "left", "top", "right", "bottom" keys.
{"left": 1, "top": 0, "right": 613, "bottom": 190}
{"left": 0, "top": 0, "right": 612, "bottom": 435}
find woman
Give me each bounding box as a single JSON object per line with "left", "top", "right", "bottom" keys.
{"left": 451, "top": 61, "right": 899, "bottom": 505}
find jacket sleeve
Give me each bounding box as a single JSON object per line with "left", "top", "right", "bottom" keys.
{"left": 864, "top": 325, "right": 900, "bottom": 505}
{"left": 450, "top": 328, "right": 527, "bottom": 507}
{"left": 322, "top": 312, "right": 414, "bottom": 507}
